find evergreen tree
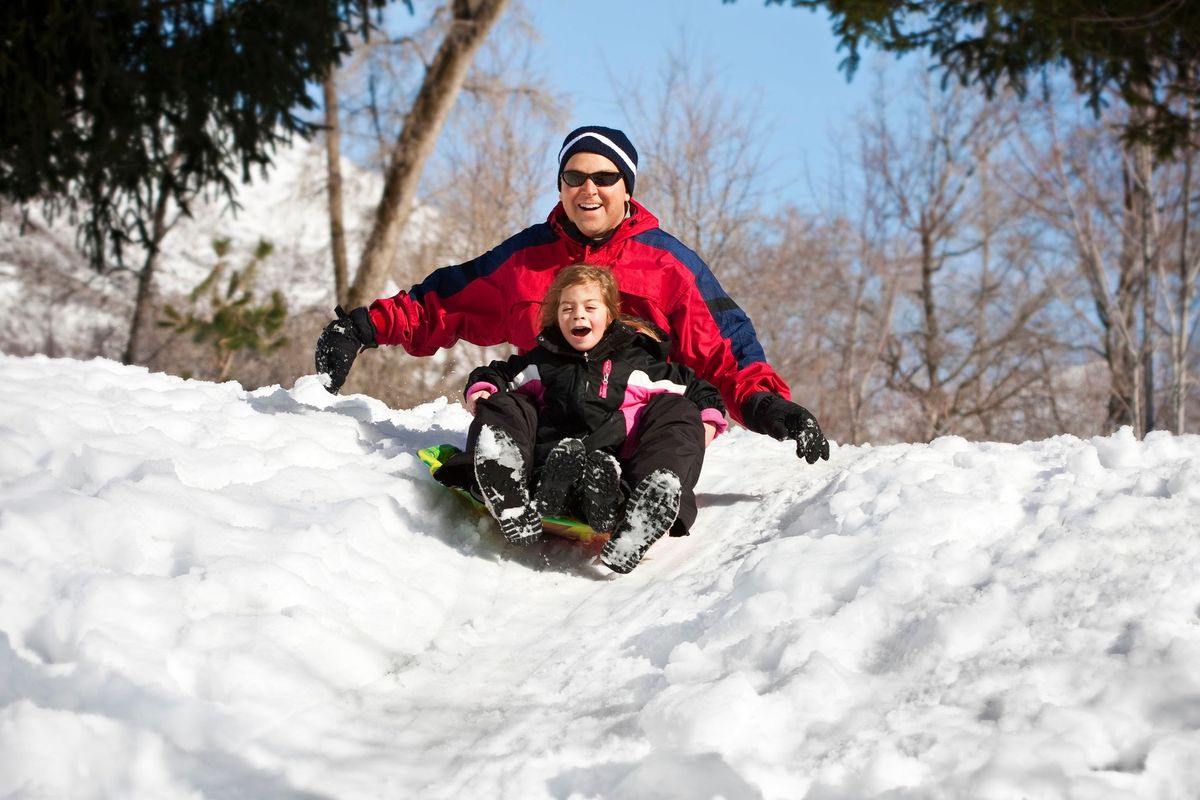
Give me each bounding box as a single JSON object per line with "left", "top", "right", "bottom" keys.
{"left": 160, "top": 238, "right": 287, "bottom": 382}
{"left": 0, "top": 0, "right": 398, "bottom": 266}
{"left": 750, "top": 0, "right": 1200, "bottom": 153}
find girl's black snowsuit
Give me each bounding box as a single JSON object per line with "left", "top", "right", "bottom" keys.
{"left": 437, "top": 321, "right": 726, "bottom": 535}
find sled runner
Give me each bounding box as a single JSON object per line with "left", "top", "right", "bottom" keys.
{"left": 416, "top": 444, "right": 609, "bottom": 543}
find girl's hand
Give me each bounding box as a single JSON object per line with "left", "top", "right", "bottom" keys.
{"left": 466, "top": 389, "right": 493, "bottom": 415}
{"left": 703, "top": 422, "right": 717, "bottom": 448}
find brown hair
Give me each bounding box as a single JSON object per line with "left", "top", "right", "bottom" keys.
{"left": 540, "top": 264, "right": 622, "bottom": 329}
{"left": 540, "top": 264, "right": 662, "bottom": 341}
{"left": 621, "top": 316, "right": 662, "bottom": 341}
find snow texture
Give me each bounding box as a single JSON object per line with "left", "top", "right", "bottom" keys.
{"left": 3, "top": 353, "right": 1200, "bottom": 799}
{"left": 476, "top": 424, "right": 525, "bottom": 480}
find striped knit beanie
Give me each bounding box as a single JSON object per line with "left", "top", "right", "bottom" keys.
{"left": 557, "top": 125, "right": 638, "bottom": 195}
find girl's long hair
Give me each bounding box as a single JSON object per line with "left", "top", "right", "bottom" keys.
{"left": 540, "top": 264, "right": 620, "bottom": 329}
{"left": 539, "top": 264, "right": 662, "bottom": 341}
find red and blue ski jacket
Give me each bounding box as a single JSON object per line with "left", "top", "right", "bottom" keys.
{"left": 367, "top": 199, "right": 790, "bottom": 424}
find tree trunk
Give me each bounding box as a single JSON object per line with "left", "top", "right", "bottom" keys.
{"left": 122, "top": 159, "right": 177, "bottom": 365}
{"left": 323, "top": 65, "right": 351, "bottom": 307}
{"left": 1171, "top": 95, "right": 1197, "bottom": 434}
{"left": 347, "top": 0, "right": 510, "bottom": 309}
{"left": 1108, "top": 153, "right": 1144, "bottom": 432}
{"left": 123, "top": 249, "right": 160, "bottom": 365}
{"left": 1176, "top": 148, "right": 1196, "bottom": 434}
{"left": 918, "top": 222, "right": 946, "bottom": 440}
{"left": 1133, "top": 137, "right": 1157, "bottom": 434}
{"left": 217, "top": 347, "right": 236, "bottom": 382}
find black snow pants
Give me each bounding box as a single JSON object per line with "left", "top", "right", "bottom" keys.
{"left": 434, "top": 391, "right": 707, "bottom": 535}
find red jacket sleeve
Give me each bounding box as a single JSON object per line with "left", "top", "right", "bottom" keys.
{"left": 366, "top": 224, "right": 564, "bottom": 355}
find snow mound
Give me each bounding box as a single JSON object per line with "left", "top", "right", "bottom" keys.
{"left": 2, "top": 353, "right": 1200, "bottom": 799}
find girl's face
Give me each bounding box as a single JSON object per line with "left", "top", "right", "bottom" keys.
{"left": 557, "top": 281, "right": 612, "bottom": 352}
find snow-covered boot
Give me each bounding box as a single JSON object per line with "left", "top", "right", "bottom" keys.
{"left": 600, "top": 468, "right": 681, "bottom": 574}
{"left": 534, "top": 438, "right": 586, "bottom": 518}
{"left": 473, "top": 425, "right": 542, "bottom": 546}
{"left": 582, "top": 450, "right": 623, "bottom": 533}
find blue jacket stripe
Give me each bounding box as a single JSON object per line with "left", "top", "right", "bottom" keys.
{"left": 410, "top": 223, "right": 559, "bottom": 303}
{"left": 632, "top": 229, "right": 767, "bottom": 368}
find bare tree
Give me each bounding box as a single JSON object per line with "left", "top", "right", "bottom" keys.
{"left": 1156, "top": 90, "right": 1200, "bottom": 433}
{"left": 868, "top": 73, "right": 1056, "bottom": 441}
{"left": 1016, "top": 90, "right": 1164, "bottom": 435}
{"left": 619, "top": 37, "right": 770, "bottom": 276}
{"left": 122, "top": 150, "right": 186, "bottom": 365}
{"left": 347, "top": 0, "right": 510, "bottom": 309}
{"left": 798, "top": 83, "right": 910, "bottom": 444}
{"left": 613, "top": 37, "right": 839, "bottom": 430}
{"left": 331, "top": 2, "right": 564, "bottom": 407}
{"left": 322, "top": 66, "right": 352, "bottom": 307}
{"left": 1122, "top": 97, "right": 1162, "bottom": 435}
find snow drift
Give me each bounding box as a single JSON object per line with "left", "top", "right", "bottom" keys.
{"left": 2, "top": 353, "right": 1200, "bottom": 799}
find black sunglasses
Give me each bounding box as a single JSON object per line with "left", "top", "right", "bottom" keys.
{"left": 560, "top": 169, "right": 624, "bottom": 188}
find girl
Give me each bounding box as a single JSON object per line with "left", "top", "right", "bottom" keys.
{"left": 442, "top": 264, "right": 727, "bottom": 573}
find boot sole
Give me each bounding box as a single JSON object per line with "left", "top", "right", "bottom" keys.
{"left": 533, "top": 439, "right": 585, "bottom": 518}
{"left": 583, "top": 453, "right": 622, "bottom": 533}
{"left": 600, "top": 470, "right": 681, "bottom": 573}
{"left": 474, "top": 427, "right": 542, "bottom": 546}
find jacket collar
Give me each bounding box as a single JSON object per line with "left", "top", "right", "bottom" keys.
{"left": 547, "top": 198, "right": 658, "bottom": 249}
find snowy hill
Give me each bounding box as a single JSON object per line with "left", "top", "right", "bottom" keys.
{"left": 2, "top": 354, "right": 1200, "bottom": 800}
{"left": 0, "top": 140, "right": 436, "bottom": 358}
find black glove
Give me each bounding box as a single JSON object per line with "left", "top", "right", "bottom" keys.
{"left": 742, "top": 392, "right": 830, "bottom": 464}
{"left": 314, "top": 305, "right": 377, "bottom": 393}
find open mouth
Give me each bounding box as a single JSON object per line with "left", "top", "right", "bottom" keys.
{"left": 578, "top": 203, "right": 602, "bottom": 211}
{"left": 570, "top": 326, "right": 591, "bottom": 337}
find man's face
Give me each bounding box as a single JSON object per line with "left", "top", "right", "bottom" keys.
{"left": 559, "top": 152, "right": 630, "bottom": 238}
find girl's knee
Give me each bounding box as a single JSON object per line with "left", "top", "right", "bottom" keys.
{"left": 647, "top": 392, "right": 700, "bottom": 415}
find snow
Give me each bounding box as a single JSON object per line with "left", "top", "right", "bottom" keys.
{"left": 0, "top": 140, "right": 440, "bottom": 360}
{"left": 476, "top": 423, "right": 524, "bottom": 475}
{"left": 3, "top": 353, "right": 1200, "bottom": 799}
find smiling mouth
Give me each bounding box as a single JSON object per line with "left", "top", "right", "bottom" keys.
{"left": 578, "top": 203, "right": 602, "bottom": 211}
{"left": 570, "top": 326, "right": 591, "bottom": 337}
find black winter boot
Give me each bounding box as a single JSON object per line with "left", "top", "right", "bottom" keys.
{"left": 582, "top": 450, "right": 623, "bottom": 533}
{"left": 600, "top": 468, "right": 681, "bottom": 574}
{"left": 473, "top": 426, "right": 542, "bottom": 546}
{"left": 534, "top": 438, "right": 586, "bottom": 518}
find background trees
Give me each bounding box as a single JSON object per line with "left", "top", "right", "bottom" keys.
{"left": 1, "top": 1, "right": 1198, "bottom": 442}
{"left": 0, "top": 0, "right": 386, "bottom": 260}
{"left": 0, "top": 0, "right": 395, "bottom": 362}
{"left": 738, "top": 0, "right": 1200, "bottom": 439}
{"left": 762, "top": 0, "right": 1200, "bottom": 154}
{"left": 323, "top": 2, "right": 560, "bottom": 407}
{"left": 344, "top": 0, "right": 510, "bottom": 310}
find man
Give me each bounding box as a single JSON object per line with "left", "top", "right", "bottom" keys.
{"left": 315, "top": 124, "right": 829, "bottom": 464}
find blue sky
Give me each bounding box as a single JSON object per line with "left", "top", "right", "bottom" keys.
{"left": 526, "top": 0, "right": 887, "bottom": 209}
